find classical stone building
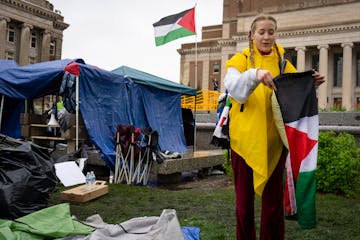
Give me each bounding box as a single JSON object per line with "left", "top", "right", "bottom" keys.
{"left": 0, "top": 0, "right": 68, "bottom": 65}
{"left": 178, "top": 0, "right": 360, "bottom": 110}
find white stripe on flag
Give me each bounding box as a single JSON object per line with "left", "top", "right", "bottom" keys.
{"left": 286, "top": 115, "right": 319, "bottom": 140}
{"left": 213, "top": 105, "right": 230, "bottom": 139}
{"left": 299, "top": 142, "right": 318, "bottom": 172}
{"left": 154, "top": 21, "right": 181, "bottom": 37}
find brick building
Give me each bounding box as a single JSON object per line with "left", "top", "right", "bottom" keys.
{"left": 0, "top": 0, "right": 68, "bottom": 65}
{"left": 178, "top": 0, "right": 360, "bottom": 110}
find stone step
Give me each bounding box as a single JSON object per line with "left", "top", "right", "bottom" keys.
{"left": 152, "top": 149, "right": 224, "bottom": 175}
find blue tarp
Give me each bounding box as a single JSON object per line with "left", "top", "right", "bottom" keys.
{"left": 0, "top": 60, "right": 195, "bottom": 169}
{"left": 0, "top": 59, "right": 78, "bottom": 138}
{"left": 182, "top": 226, "right": 200, "bottom": 240}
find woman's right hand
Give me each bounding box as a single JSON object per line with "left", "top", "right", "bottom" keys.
{"left": 257, "top": 69, "right": 276, "bottom": 90}
{"left": 312, "top": 71, "right": 325, "bottom": 87}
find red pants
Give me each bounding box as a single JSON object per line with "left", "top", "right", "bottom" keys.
{"left": 231, "top": 149, "right": 287, "bottom": 240}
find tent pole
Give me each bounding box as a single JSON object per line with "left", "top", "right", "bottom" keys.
{"left": 75, "top": 75, "right": 79, "bottom": 151}
{"left": 0, "top": 95, "right": 4, "bottom": 131}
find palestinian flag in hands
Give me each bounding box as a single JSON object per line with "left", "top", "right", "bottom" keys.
{"left": 272, "top": 70, "right": 318, "bottom": 229}
{"left": 153, "top": 7, "right": 196, "bottom": 46}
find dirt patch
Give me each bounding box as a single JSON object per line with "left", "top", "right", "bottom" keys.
{"left": 158, "top": 173, "right": 233, "bottom": 191}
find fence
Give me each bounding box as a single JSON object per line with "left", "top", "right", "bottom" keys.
{"left": 181, "top": 90, "right": 221, "bottom": 111}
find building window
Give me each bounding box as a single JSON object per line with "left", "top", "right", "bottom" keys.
{"left": 50, "top": 40, "right": 55, "bottom": 55}
{"left": 333, "top": 97, "right": 342, "bottom": 108}
{"left": 213, "top": 63, "right": 220, "bottom": 74}
{"left": 29, "top": 56, "right": 36, "bottom": 64}
{"left": 312, "top": 54, "right": 319, "bottom": 71}
{"left": 31, "top": 32, "right": 37, "bottom": 48}
{"left": 6, "top": 52, "right": 15, "bottom": 60}
{"left": 356, "top": 52, "right": 360, "bottom": 87}
{"left": 7, "top": 26, "right": 15, "bottom": 43}
{"left": 333, "top": 53, "right": 343, "bottom": 87}
{"left": 356, "top": 97, "right": 360, "bottom": 109}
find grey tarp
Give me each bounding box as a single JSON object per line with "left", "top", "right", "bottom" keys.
{"left": 58, "top": 209, "right": 184, "bottom": 240}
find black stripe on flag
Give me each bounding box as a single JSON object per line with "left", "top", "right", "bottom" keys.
{"left": 273, "top": 70, "right": 318, "bottom": 123}
{"left": 153, "top": 9, "right": 191, "bottom": 27}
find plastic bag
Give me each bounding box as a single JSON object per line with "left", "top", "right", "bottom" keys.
{"left": 0, "top": 134, "right": 57, "bottom": 219}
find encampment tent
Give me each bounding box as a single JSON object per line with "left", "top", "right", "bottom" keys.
{"left": 0, "top": 59, "right": 196, "bottom": 169}
{"left": 111, "top": 65, "right": 196, "bottom": 96}
{"left": 0, "top": 59, "right": 78, "bottom": 137}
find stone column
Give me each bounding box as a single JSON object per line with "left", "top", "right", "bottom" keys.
{"left": 317, "top": 44, "right": 329, "bottom": 110}
{"left": 41, "top": 30, "right": 51, "bottom": 61}
{"left": 55, "top": 38, "right": 62, "bottom": 59}
{"left": 341, "top": 42, "right": 354, "bottom": 110}
{"left": 18, "top": 23, "right": 33, "bottom": 66}
{"left": 295, "top": 46, "right": 306, "bottom": 72}
{"left": 183, "top": 61, "right": 191, "bottom": 87}
{"left": 203, "top": 60, "right": 210, "bottom": 90}
{"left": 220, "top": 49, "right": 232, "bottom": 93}
{"left": 0, "top": 17, "right": 10, "bottom": 59}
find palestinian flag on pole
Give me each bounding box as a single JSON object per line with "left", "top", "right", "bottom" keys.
{"left": 272, "top": 70, "right": 318, "bottom": 229}
{"left": 153, "top": 7, "right": 196, "bottom": 46}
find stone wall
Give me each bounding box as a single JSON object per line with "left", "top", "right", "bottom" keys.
{"left": 195, "top": 112, "right": 360, "bottom": 150}
{"left": 319, "top": 112, "right": 360, "bottom": 126}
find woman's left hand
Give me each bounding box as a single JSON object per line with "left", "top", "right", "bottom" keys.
{"left": 312, "top": 71, "right": 325, "bottom": 87}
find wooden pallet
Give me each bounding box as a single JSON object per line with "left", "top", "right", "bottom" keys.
{"left": 61, "top": 180, "right": 108, "bottom": 203}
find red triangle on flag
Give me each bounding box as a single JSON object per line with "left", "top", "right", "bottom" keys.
{"left": 178, "top": 8, "right": 196, "bottom": 33}
{"left": 285, "top": 124, "right": 317, "bottom": 181}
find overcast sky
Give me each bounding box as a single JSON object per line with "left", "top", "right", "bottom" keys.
{"left": 50, "top": 0, "right": 223, "bottom": 83}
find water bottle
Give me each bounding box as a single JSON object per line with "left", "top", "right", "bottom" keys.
{"left": 90, "top": 171, "right": 96, "bottom": 189}
{"left": 85, "top": 172, "right": 91, "bottom": 190}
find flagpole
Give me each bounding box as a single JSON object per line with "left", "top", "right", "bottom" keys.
{"left": 193, "top": 3, "right": 198, "bottom": 154}
{"left": 153, "top": 5, "right": 198, "bottom": 153}
{"left": 193, "top": 35, "right": 198, "bottom": 154}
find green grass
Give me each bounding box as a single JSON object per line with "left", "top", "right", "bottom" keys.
{"left": 50, "top": 184, "right": 360, "bottom": 240}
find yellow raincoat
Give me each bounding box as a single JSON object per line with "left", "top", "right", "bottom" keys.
{"left": 226, "top": 44, "right": 297, "bottom": 196}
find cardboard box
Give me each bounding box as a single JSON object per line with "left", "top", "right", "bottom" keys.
{"left": 61, "top": 180, "right": 108, "bottom": 203}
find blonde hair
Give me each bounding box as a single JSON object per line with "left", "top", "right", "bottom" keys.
{"left": 248, "top": 15, "right": 283, "bottom": 68}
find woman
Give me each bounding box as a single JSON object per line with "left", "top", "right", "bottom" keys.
{"left": 224, "top": 15, "right": 325, "bottom": 240}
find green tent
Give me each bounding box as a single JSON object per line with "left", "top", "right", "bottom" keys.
{"left": 111, "top": 65, "right": 196, "bottom": 96}
{"left": 0, "top": 203, "right": 94, "bottom": 239}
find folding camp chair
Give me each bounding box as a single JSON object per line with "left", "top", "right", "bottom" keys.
{"left": 114, "top": 125, "right": 141, "bottom": 185}
{"left": 132, "top": 128, "right": 158, "bottom": 185}
{"left": 115, "top": 131, "right": 129, "bottom": 184}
